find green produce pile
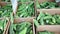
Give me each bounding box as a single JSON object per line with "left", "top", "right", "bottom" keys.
{"left": 0, "top": 19, "right": 7, "bottom": 34}
{"left": 38, "top": 31, "right": 55, "bottom": 34}
{"left": 1, "top": 0, "right": 10, "bottom": 2}
{"left": 8, "top": 13, "right": 33, "bottom": 34}
{"left": 16, "top": 2, "right": 34, "bottom": 17}
{"left": 34, "top": 12, "right": 60, "bottom": 27}
{"left": 0, "top": 4, "right": 12, "bottom": 17}
{"left": 1, "top": 0, "right": 33, "bottom": 2}
{"left": 36, "top": 2, "right": 60, "bottom": 9}
{"left": 9, "top": 22, "right": 33, "bottom": 34}
{"left": 18, "top": 0, "right": 33, "bottom": 2}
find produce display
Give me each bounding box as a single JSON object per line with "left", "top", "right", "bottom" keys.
{"left": 34, "top": 12, "right": 60, "bottom": 27}
{"left": 0, "top": 18, "right": 7, "bottom": 34}
{"left": 0, "top": 0, "right": 60, "bottom": 34}
{"left": 0, "top": 4, "right": 12, "bottom": 17}
{"left": 36, "top": 2, "right": 60, "bottom": 9}
{"left": 16, "top": 2, "right": 34, "bottom": 17}
{"left": 9, "top": 22, "right": 33, "bottom": 34}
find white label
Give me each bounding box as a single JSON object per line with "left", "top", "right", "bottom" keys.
{"left": 11, "top": 0, "right": 18, "bottom": 14}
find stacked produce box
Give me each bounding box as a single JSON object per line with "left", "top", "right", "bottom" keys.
{"left": 0, "top": 0, "right": 60, "bottom": 34}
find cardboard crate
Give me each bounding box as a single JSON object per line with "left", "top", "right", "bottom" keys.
{"left": 36, "top": 25, "right": 60, "bottom": 34}
{"left": 37, "top": 9, "right": 60, "bottom": 14}
{"left": 8, "top": 17, "right": 36, "bottom": 34}
{"left": 36, "top": 0, "right": 60, "bottom": 11}
{"left": 36, "top": 9, "right": 60, "bottom": 34}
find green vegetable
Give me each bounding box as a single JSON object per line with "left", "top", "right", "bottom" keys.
{"left": 33, "top": 19, "right": 39, "bottom": 27}
{"left": 40, "top": 17, "right": 44, "bottom": 25}
{"left": 10, "top": 22, "right": 33, "bottom": 34}
{"left": 19, "top": 27, "right": 27, "bottom": 34}
{"left": 30, "top": 30, "right": 33, "bottom": 34}
{"left": 0, "top": 4, "right": 12, "bottom": 17}
{"left": 2, "top": 0, "right": 10, "bottom": 2}
{"left": 37, "top": 12, "right": 45, "bottom": 20}
{"left": 0, "top": 18, "right": 7, "bottom": 34}
{"left": 18, "top": 0, "right": 33, "bottom": 2}
{"left": 9, "top": 13, "right": 14, "bottom": 34}
{"left": 34, "top": 12, "right": 60, "bottom": 27}
{"left": 36, "top": 1, "right": 60, "bottom": 9}
{"left": 39, "top": 31, "right": 55, "bottom": 34}
{"left": 16, "top": 2, "right": 34, "bottom": 17}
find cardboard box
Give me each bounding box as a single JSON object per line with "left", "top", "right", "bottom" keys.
{"left": 36, "top": 8, "right": 60, "bottom": 34}
{"left": 37, "top": 25, "right": 60, "bottom": 34}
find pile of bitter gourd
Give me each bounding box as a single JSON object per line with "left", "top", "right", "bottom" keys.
{"left": 34, "top": 12, "right": 59, "bottom": 34}
{"left": 18, "top": 0, "right": 33, "bottom": 2}
{"left": 2, "top": 0, "right": 33, "bottom": 2}
{"left": 34, "top": 12, "right": 60, "bottom": 27}
{"left": 0, "top": 4, "right": 12, "bottom": 17}
{"left": 16, "top": 2, "right": 34, "bottom": 17}
{"left": 36, "top": 1, "right": 60, "bottom": 9}
{"left": 0, "top": 18, "right": 8, "bottom": 34}
{"left": 9, "top": 22, "right": 33, "bottom": 34}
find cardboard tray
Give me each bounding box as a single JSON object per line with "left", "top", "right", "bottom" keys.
{"left": 36, "top": 0, "right": 60, "bottom": 10}
{"left": 3, "top": 17, "right": 36, "bottom": 34}
{"left": 37, "top": 9, "right": 60, "bottom": 14}
{"left": 36, "top": 9, "right": 60, "bottom": 34}
{"left": 13, "top": 17, "right": 36, "bottom": 34}
{"left": 37, "top": 25, "right": 60, "bottom": 34}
